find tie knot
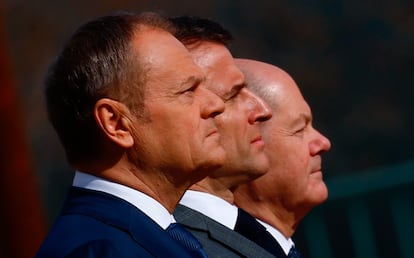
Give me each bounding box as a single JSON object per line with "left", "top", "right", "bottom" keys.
{"left": 167, "top": 223, "right": 208, "bottom": 258}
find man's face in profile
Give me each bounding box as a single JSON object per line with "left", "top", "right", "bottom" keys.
{"left": 187, "top": 41, "right": 272, "bottom": 184}
{"left": 127, "top": 29, "right": 227, "bottom": 184}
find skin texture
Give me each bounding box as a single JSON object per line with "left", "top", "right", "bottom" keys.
{"left": 233, "top": 59, "right": 331, "bottom": 237}
{"left": 188, "top": 42, "right": 272, "bottom": 203}
{"left": 94, "top": 28, "right": 227, "bottom": 212}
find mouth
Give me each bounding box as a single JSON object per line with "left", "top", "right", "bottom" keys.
{"left": 251, "top": 136, "right": 265, "bottom": 146}
{"left": 206, "top": 129, "right": 219, "bottom": 137}
{"left": 311, "top": 168, "right": 322, "bottom": 174}
{"left": 310, "top": 157, "right": 323, "bottom": 174}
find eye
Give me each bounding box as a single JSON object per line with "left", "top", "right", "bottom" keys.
{"left": 294, "top": 126, "right": 306, "bottom": 136}
{"left": 179, "top": 76, "right": 203, "bottom": 96}
{"left": 181, "top": 81, "right": 200, "bottom": 96}
{"left": 224, "top": 85, "right": 244, "bottom": 102}
{"left": 225, "top": 91, "right": 239, "bottom": 102}
{"left": 185, "top": 84, "right": 197, "bottom": 93}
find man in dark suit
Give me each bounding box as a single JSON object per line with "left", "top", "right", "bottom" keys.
{"left": 233, "top": 59, "right": 332, "bottom": 258}
{"left": 36, "top": 12, "right": 227, "bottom": 257}
{"left": 170, "top": 16, "right": 275, "bottom": 258}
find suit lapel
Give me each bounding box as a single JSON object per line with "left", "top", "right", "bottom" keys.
{"left": 127, "top": 205, "right": 194, "bottom": 257}
{"left": 175, "top": 204, "right": 275, "bottom": 258}
{"left": 235, "top": 208, "right": 287, "bottom": 258}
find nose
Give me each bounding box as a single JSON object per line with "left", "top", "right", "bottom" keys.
{"left": 246, "top": 89, "right": 272, "bottom": 124}
{"left": 200, "top": 86, "right": 225, "bottom": 119}
{"left": 310, "top": 128, "right": 331, "bottom": 155}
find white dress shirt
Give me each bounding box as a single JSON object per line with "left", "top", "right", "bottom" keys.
{"left": 258, "top": 218, "right": 295, "bottom": 255}
{"left": 179, "top": 190, "right": 238, "bottom": 230}
{"left": 73, "top": 171, "right": 175, "bottom": 229}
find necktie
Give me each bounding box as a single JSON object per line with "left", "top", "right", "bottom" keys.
{"left": 288, "top": 245, "right": 303, "bottom": 258}
{"left": 167, "top": 222, "right": 208, "bottom": 258}
{"left": 234, "top": 208, "right": 286, "bottom": 257}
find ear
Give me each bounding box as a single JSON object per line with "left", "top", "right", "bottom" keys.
{"left": 94, "top": 98, "right": 134, "bottom": 148}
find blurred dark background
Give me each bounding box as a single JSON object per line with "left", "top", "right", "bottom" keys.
{"left": 1, "top": 1, "right": 413, "bottom": 257}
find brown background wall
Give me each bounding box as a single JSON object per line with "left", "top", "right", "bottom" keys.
{"left": 1, "top": 1, "right": 413, "bottom": 257}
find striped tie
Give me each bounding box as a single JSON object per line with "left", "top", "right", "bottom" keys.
{"left": 167, "top": 223, "right": 208, "bottom": 258}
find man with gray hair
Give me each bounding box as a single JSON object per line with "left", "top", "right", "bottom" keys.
{"left": 36, "top": 12, "right": 226, "bottom": 258}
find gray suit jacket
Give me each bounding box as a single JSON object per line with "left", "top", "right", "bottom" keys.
{"left": 174, "top": 204, "right": 275, "bottom": 258}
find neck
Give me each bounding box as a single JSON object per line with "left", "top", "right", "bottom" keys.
{"left": 83, "top": 162, "right": 190, "bottom": 213}
{"left": 253, "top": 205, "right": 298, "bottom": 238}
{"left": 190, "top": 177, "right": 235, "bottom": 204}
{"left": 233, "top": 188, "right": 301, "bottom": 238}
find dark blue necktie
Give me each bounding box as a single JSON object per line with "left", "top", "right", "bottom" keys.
{"left": 167, "top": 223, "right": 208, "bottom": 258}
{"left": 288, "top": 245, "right": 303, "bottom": 258}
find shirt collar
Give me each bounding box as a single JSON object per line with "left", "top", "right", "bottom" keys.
{"left": 179, "top": 190, "right": 238, "bottom": 229}
{"left": 73, "top": 171, "right": 175, "bottom": 229}
{"left": 257, "top": 218, "right": 295, "bottom": 255}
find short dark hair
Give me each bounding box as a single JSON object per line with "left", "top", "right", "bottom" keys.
{"left": 45, "top": 12, "right": 173, "bottom": 165}
{"left": 169, "top": 16, "right": 233, "bottom": 47}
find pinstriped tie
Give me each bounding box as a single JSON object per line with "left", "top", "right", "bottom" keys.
{"left": 167, "top": 223, "right": 208, "bottom": 258}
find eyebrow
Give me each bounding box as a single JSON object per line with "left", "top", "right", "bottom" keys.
{"left": 181, "top": 75, "right": 205, "bottom": 88}
{"left": 221, "top": 83, "right": 246, "bottom": 100}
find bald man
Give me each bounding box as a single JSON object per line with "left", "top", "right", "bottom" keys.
{"left": 233, "top": 59, "right": 332, "bottom": 258}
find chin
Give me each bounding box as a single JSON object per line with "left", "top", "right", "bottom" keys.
{"left": 308, "top": 183, "right": 328, "bottom": 205}
{"left": 253, "top": 157, "right": 270, "bottom": 175}
{"left": 315, "top": 186, "right": 329, "bottom": 204}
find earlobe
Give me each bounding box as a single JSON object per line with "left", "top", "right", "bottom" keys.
{"left": 94, "top": 98, "right": 134, "bottom": 148}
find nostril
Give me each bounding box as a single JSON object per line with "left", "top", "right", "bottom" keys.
{"left": 256, "top": 116, "right": 270, "bottom": 123}
{"left": 255, "top": 109, "right": 272, "bottom": 123}
{"left": 210, "top": 111, "right": 222, "bottom": 118}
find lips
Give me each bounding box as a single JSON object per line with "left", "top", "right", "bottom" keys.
{"left": 251, "top": 136, "right": 261, "bottom": 143}
{"left": 310, "top": 164, "right": 323, "bottom": 175}
{"left": 311, "top": 169, "right": 322, "bottom": 174}
{"left": 310, "top": 157, "right": 322, "bottom": 173}
{"left": 251, "top": 135, "right": 265, "bottom": 146}
{"left": 206, "top": 129, "right": 219, "bottom": 137}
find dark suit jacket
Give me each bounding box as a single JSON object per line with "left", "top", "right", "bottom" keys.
{"left": 36, "top": 187, "right": 194, "bottom": 258}
{"left": 174, "top": 204, "right": 275, "bottom": 258}
{"left": 235, "top": 208, "right": 288, "bottom": 258}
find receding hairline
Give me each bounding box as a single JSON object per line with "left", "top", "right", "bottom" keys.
{"left": 235, "top": 58, "right": 294, "bottom": 109}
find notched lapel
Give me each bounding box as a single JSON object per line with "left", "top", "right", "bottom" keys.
{"left": 175, "top": 204, "right": 275, "bottom": 258}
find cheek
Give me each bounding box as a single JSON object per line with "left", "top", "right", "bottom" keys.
{"left": 287, "top": 143, "right": 311, "bottom": 176}
{"left": 176, "top": 111, "right": 201, "bottom": 134}
{"left": 266, "top": 135, "right": 310, "bottom": 173}
{"left": 273, "top": 151, "right": 309, "bottom": 190}
{"left": 217, "top": 115, "right": 245, "bottom": 142}
{"left": 268, "top": 143, "right": 303, "bottom": 173}
{"left": 216, "top": 110, "right": 243, "bottom": 128}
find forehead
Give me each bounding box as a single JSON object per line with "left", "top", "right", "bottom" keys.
{"left": 268, "top": 79, "right": 311, "bottom": 119}
{"left": 133, "top": 28, "right": 204, "bottom": 88}
{"left": 134, "top": 28, "right": 192, "bottom": 69}
{"left": 188, "top": 41, "right": 244, "bottom": 95}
